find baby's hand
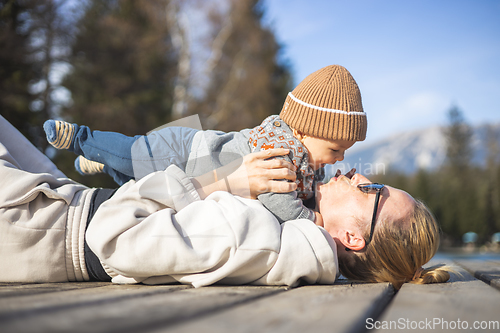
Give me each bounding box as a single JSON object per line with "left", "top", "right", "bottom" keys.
{"left": 334, "top": 168, "right": 356, "bottom": 179}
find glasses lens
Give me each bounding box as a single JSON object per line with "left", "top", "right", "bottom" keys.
{"left": 358, "top": 183, "right": 385, "bottom": 193}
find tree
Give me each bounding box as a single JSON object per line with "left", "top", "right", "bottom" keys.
{"left": 189, "top": 0, "right": 293, "bottom": 132}
{"left": 443, "top": 105, "right": 473, "bottom": 173}
{"left": 412, "top": 168, "right": 439, "bottom": 212}
{"left": 56, "top": 0, "right": 178, "bottom": 187}
{"left": 27, "top": 0, "right": 76, "bottom": 151}
{"left": 1, "top": 0, "right": 38, "bottom": 146}
{"left": 61, "top": 0, "right": 177, "bottom": 136}
{"left": 1, "top": 0, "right": 75, "bottom": 150}
{"left": 2, "top": 0, "right": 291, "bottom": 187}
{"left": 482, "top": 125, "right": 500, "bottom": 240}
{"left": 440, "top": 106, "right": 476, "bottom": 242}
{"left": 166, "top": 0, "right": 191, "bottom": 118}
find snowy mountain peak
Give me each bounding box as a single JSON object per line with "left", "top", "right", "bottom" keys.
{"left": 331, "top": 123, "right": 500, "bottom": 175}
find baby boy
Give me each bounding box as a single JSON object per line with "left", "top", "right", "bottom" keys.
{"left": 44, "top": 65, "right": 367, "bottom": 224}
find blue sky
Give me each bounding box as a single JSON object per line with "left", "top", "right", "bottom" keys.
{"left": 264, "top": 0, "right": 500, "bottom": 143}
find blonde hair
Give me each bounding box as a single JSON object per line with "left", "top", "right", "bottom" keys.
{"left": 338, "top": 199, "right": 451, "bottom": 290}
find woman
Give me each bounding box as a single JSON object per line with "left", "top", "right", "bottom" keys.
{"left": 0, "top": 116, "right": 450, "bottom": 288}
{"left": 314, "top": 174, "right": 451, "bottom": 289}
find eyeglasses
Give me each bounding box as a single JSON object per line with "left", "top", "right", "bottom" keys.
{"left": 357, "top": 183, "right": 385, "bottom": 243}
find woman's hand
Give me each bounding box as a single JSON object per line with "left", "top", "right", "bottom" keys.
{"left": 227, "top": 148, "right": 297, "bottom": 199}
{"left": 193, "top": 148, "right": 297, "bottom": 200}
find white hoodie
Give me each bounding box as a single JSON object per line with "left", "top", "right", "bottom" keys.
{"left": 87, "top": 165, "right": 339, "bottom": 288}
{"left": 0, "top": 115, "right": 93, "bottom": 283}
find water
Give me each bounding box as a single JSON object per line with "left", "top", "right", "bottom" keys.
{"left": 434, "top": 251, "right": 500, "bottom": 261}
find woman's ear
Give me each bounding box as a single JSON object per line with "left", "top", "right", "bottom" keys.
{"left": 338, "top": 229, "right": 366, "bottom": 252}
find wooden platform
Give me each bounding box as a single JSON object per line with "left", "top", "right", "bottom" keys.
{"left": 1, "top": 258, "right": 499, "bottom": 333}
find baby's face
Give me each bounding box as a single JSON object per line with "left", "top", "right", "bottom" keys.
{"left": 300, "top": 136, "right": 356, "bottom": 170}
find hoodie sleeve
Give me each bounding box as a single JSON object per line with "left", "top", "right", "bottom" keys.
{"left": 86, "top": 165, "right": 283, "bottom": 287}
{"left": 251, "top": 220, "right": 339, "bottom": 287}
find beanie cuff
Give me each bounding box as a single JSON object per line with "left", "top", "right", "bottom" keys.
{"left": 288, "top": 92, "right": 366, "bottom": 116}
{"left": 280, "top": 93, "right": 367, "bottom": 141}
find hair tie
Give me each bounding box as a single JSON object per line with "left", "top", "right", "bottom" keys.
{"left": 412, "top": 267, "right": 424, "bottom": 281}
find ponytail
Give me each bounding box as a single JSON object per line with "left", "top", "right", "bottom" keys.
{"left": 411, "top": 264, "right": 452, "bottom": 285}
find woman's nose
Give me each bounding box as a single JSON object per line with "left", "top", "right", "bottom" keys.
{"left": 351, "top": 173, "right": 371, "bottom": 185}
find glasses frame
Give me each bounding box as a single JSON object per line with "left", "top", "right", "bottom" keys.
{"left": 357, "top": 183, "right": 386, "bottom": 243}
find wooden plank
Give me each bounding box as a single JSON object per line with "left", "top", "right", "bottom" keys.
{"left": 0, "top": 282, "right": 110, "bottom": 298}
{"left": 161, "top": 283, "right": 394, "bottom": 333}
{"left": 0, "top": 285, "right": 284, "bottom": 333}
{"left": 454, "top": 259, "right": 500, "bottom": 290}
{"left": 377, "top": 265, "right": 500, "bottom": 332}
{"left": 0, "top": 284, "right": 187, "bottom": 316}
{"left": 0, "top": 283, "right": 25, "bottom": 286}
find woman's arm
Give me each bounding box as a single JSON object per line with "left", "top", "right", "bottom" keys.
{"left": 86, "top": 165, "right": 283, "bottom": 286}
{"left": 192, "top": 148, "right": 297, "bottom": 200}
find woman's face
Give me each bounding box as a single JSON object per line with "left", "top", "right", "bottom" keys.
{"left": 316, "top": 173, "right": 415, "bottom": 237}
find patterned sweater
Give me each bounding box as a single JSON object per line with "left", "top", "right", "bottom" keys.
{"left": 248, "top": 115, "right": 317, "bottom": 223}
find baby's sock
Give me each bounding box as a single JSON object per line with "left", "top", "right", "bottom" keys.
{"left": 43, "top": 120, "right": 76, "bottom": 150}
{"left": 75, "top": 156, "right": 104, "bottom": 175}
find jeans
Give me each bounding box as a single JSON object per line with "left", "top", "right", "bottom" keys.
{"left": 72, "top": 125, "right": 199, "bottom": 185}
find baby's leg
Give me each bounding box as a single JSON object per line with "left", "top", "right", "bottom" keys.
{"left": 74, "top": 156, "right": 132, "bottom": 186}
{"left": 103, "top": 165, "right": 133, "bottom": 185}
{"left": 44, "top": 120, "right": 139, "bottom": 177}
{"left": 72, "top": 125, "right": 198, "bottom": 183}
{"left": 132, "top": 126, "right": 199, "bottom": 180}
{"left": 75, "top": 156, "right": 104, "bottom": 175}
{"left": 44, "top": 120, "right": 199, "bottom": 181}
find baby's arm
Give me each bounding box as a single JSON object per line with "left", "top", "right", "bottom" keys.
{"left": 191, "top": 149, "right": 297, "bottom": 200}
{"left": 250, "top": 149, "right": 318, "bottom": 223}
{"left": 258, "top": 191, "right": 316, "bottom": 223}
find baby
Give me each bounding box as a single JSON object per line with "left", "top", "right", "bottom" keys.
{"left": 44, "top": 65, "right": 367, "bottom": 224}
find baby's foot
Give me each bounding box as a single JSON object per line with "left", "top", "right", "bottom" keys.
{"left": 75, "top": 156, "right": 104, "bottom": 175}
{"left": 43, "top": 120, "right": 76, "bottom": 150}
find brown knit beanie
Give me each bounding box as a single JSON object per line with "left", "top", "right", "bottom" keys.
{"left": 280, "top": 65, "right": 367, "bottom": 141}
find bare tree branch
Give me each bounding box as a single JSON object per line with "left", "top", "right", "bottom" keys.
{"left": 205, "top": 18, "right": 232, "bottom": 74}
{"left": 167, "top": 0, "right": 191, "bottom": 118}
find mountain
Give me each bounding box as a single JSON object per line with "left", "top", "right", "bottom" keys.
{"left": 330, "top": 123, "right": 500, "bottom": 175}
